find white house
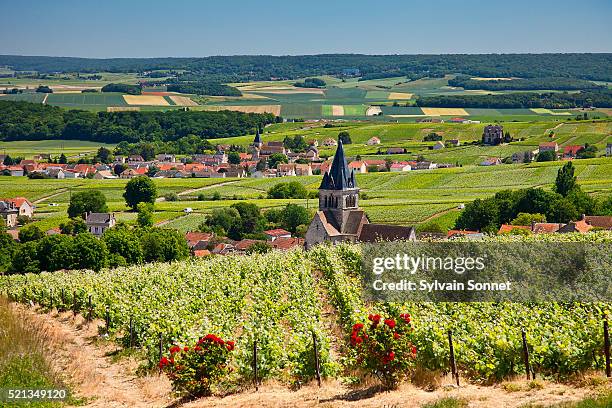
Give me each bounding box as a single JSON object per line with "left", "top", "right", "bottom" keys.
{"left": 85, "top": 212, "right": 116, "bottom": 236}
{"left": 348, "top": 161, "right": 367, "bottom": 174}
{"left": 264, "top": 228, "right": 292, "bottom": 241}
{"left": 390, "top": 162, "right": 412, "bottom": 172}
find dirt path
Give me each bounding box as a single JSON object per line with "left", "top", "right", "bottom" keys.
{"left": 12, "top": 303, "right": 173, "bottom": 408}
{"left": 9, "top": 303, "right": 609, "bottom": 408}
{"left": 177, "top": 180, "right": 239, "bottom": 196}
{"left": 420, "top": 206, "right": 458, "bottom": 223}
{"left": 33, "top": 188, "right": 71, "bottom": 204}
{"left": 155, "top": 212, "right": 189, "bottom": 227}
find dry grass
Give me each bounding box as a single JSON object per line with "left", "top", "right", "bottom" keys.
{"left": 388, "top": 92, "right": 414, "bottom": 99}
{"left": 331, "top": 105, "right": 345, "bottom": 116}
{"left": 123, "top": 95, "right": 170, "bottom": 106}
{"left": 421, "top": 108, "right": 469, "bottom": 116}
{"left": 168, "top": 95, "right": 198, "bottom": 106}
{"left": 201, "top": 105, "right": 282, "bottom": 115}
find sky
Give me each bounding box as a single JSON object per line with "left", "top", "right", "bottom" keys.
{"left": 1, "top": 0, "right": 611, "bottom": 58}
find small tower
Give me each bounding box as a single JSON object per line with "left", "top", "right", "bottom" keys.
{"left": 318, "top": 139, "right": 359, "bottom": 229}
{"left": 252, "top": 129, "right": 263, "bottom": 149}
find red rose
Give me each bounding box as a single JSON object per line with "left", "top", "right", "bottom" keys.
{"left": 355, "top": 336, "right": 363, "bottom": 344}
{"left": 411, "top": 345, "right": 417, "bottom": 355}
{"left": 169, "top": 345, "right": 181, "bottom": 354}
{"left": 194, "top": 345, "right": 202, "bottom": 351}
{"left": 388, "top": 351, "right": 395, "bottom": 361}
{"left": 226, "top": 341, "right": 235, "bottom": 351}
{"left": 352, "top": 323, "right": 364, "bottom": 332}
{"left": 384, "top": 319, "right": 396, "bottom": 329}
{"left": 394, "top": 332, "right": 400, "bottom": 339}
{"left": 183, "top": 346, "right": 189, "bottom": 352}
{"left": 158, "top": 356, "right": 169, "bottom": 368}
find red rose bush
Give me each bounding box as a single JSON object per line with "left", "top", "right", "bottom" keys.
{"left": 349, "top": 313, "right": 417, "bottom": 389}
{"left": 159, "top": 334, "right": 235, "bottom": 396}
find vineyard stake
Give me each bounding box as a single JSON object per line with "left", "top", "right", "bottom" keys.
{"left": 129, "top": 317, "right": 134, "bottom": 348}
{"left": 158, "top": 333, "right": 163, "bottom": 375}
{"left": 448, "top": 330, "right": 459, "bottom": 386}
{"left": 253, "top": 339, "right": 258, "bottom": 391}
{"left": 604, "top": 315, "right": 611, "bottom": 378}
{"left": 312, "top": 331, "right": 321, "bottom": 387}
{"left": 87, "top": 295, "right": 92, "bottom": 321}
{"left": 105, "top": 307, "right": 110, "bottom": 334}
{"left": 72, "top": 291, "right": 77, "bottom": 316}
{"left": 521, "top": 329, "right": 531, "bottom": 380}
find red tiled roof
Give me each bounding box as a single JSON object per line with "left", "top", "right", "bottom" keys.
{"left": 584, "top": 215, "right": 612, "bottom": 229}
{"left": 447, "top": 229, "right": 480, "bottom": 237}
{"left": 539, "top": 142, "right": 558, "bottom": 147}
{"left": 185, "top": 232, "right": 212, "bottom": 242}
{"left": 563, "top": 145, "right": 583, "bottom": 155}
{"left": 2, "top": 197, "right": 32, "bottom": 207}
{"left": 193, "top": 250, "right": 211, "bottom": 257}
{"left": 498, "top": 224, "right": 530, "bottom": 234}
{"left": 234, "top": 239, "right": 261, "bottom": 250}
{"left": 264, "top": 228, "right": 291, "bottom": 237}
{"left": 270, "top": 237, "right": 304, "bottom": 250}
{"left": 532, "top": 223, "right": 564, "bottom": 233}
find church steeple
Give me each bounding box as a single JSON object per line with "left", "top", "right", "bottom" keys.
{"left": 253, "top": 129, "right": 262, "bottom": 147}
{"left": 319, "top": 139, "right": 357, "bottom": 190}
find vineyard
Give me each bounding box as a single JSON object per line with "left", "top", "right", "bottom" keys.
{"left": 0, "top": 232, "right": 611, "bottom": 391}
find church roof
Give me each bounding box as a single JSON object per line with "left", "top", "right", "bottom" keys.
{"left": 253, "top": 129, "right": 262, "bottom": 144}
{"left": 319, "top": 139, "right": 357, "bottom": 190}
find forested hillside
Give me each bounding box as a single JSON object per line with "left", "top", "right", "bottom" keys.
{"left": 1, "top": 53, "right": 611, "bottom": 81}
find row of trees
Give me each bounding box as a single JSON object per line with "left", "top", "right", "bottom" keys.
{"left": 416, "top": 89, "right": 612, "bottom": 109}
{"left": 1, "top": 223, "right": 189, "bottom": 274}
{"left": 455, "top": 162, "right": 612, "bottom": 232}
{"left": 448, "top": 76, "right": 603, "bottom": 91}
{"left": 0, "top": 101, "right": 277, "bottom": 143}
{"left": 101, "top": 83, "right": 141, "bottom": 94}
{"left": 166, "top": 82, "right": 241, "bottom": 96}
{"left": 199, "top": 202, "right": 310, "bottom": 240}
{"left": 2, "top": 54, "right": 610, "bottom": 82}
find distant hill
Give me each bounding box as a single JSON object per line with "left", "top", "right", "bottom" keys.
{"left": 1, "top": 53, "right": 611, "bottom": 82}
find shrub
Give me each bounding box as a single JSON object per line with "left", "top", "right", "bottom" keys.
{"left": 160, "top": 334, "right": 235, "bottom": 396}
{"left": 350, "top": 313, "right": 417, "bottom": 390}
{"left": 165, "top": 192, "right": 179, "bottom": 202}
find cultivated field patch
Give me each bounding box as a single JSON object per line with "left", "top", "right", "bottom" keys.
{"left": 123, "top": 95, "right": 170, "bottom": 106}
{"left": 201, "top": 105, "right": 282, "bottom": 115}
{"left": 388, "top": 92, "right": 414, "bottom": 99}
{"left": 168, "top": 95, "right": 198, "bottom": 106}
{"left": 421, "top": 107, "right": 469, "bottom": 116}
{"left": 366, "top": 106, "right": 382, "bottom": 116}
{"left": 107, "top": 106, "right": 140, "bottom": 112}
{"left": 331, "top": 105, "right": 344, "bottom": 116}
{"left": 530, "top": 108, "right": 572, "bottom": 115}
{"left": 251, "top": 87, "right": 325, "bottom": 95}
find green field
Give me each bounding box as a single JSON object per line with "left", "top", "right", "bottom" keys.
{"left": 0, "top": 139, "right": 116, "bottom": 159}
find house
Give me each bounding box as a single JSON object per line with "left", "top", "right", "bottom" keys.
{"left": 348, "top": 161, "right": 367, "bottom": 174}
{"left": 185, "top": 232, "right": 213, "bottom": 249}
{"left": 308, "top": 139, "right": 319, "bottom": 147}
{"left": 482, "top": 125, "right": 504, "bottom": 145}
{"left": 46, "top": 168, "right": 65, "bottom": 179}
{"left": 531, "top": 222, "right": 565, "bottom": 234}
{"left": 119, "top": 168, "right": 142, "bottom": 178}
{"left": 2, "top": 197, "right": 34, "bottom": 218}
{"left": 264, "top": 228, "right": 292, "bottom": 241}
{"left": 498, "top": 224, "right": 531, "bottom": 234}
{"left": 448, "top": 117, "right": 467, "bottom": 123}
{"left": 581, "top": 214, "right": 612, "bottom": 230}
{"left": 364, "top": 160, "right": 386, "bottom": 171}
{"left": 512, "top": 151, "right": 537, "bottom": 163}
{"left": 85, "top": 212, "right": 116, "bottom": 236}
{"left": 305, "top": 138, "right": 416, "bottom": 248}
{"left": 322, "top": 138, "right": 337, "bottom": 147}
{"left": 128, "top": 155, "right": 145, "bottom": 162}
{"left": 270, "top": 237, "right": 304, "bottom": 250}
{"left": 192, "top": 249, "right": 211, "bottom": 257}
{"left": 224, "top": 166, "right": 246, "bottom": 178}
{"left": 93, "top": 170, "right": 117, "bottom": 179}
{"left": 277, "top": 164, "right": 296, "bottom": 177}
{"left": 8, "top": 166, "right": 24, "bottom": 177}
{"left": 433, "top": 141, "right": 445, "bottom": 150}
{"left": 212, "top": 243, "right": 235, "bottom": 255}
{"left": 414, "top": 161, "right": 436, "bottom": 170}
{"left": 607, "top": 143, "right": 612, "bottom": 157}
{"left": 295, "top": 163, "right": 313, "bottom": 176}
{"left": 563, "top": 145, "right": 583, "bottom": 159}
{"left": 156, "top": 153, "right": 176, "bottom": 162}
{"left": 32, "top": 154, "right": 51, "bottom": 161}
{"left": 0, "top": 200, "right": 19, "bottom": 227}
{"left": 558, "top": 219, "right": 592, "bottom": 234}
{"left": 480, "top": 157, "right": 501, "bottom": 166}
{"left": 447, "top": 230, "right": 482, "bottom": 239}
{"left": 447, "top": 139, "right": 460, "bottom": 147}
{"left": 390, "top": 162, "right": 412, "bottom": 172}
{"left": 366, "top": 137, "right": 381, "bottom": 145}
{"left": 539, "top": 142, "right": 559, "bottom": 153}
{"left": 64, "top": 170, "right": 81, "bottom": 179}
{"left": 305, "top": 146, "right": 319, "bottom": 160}
{"left": 386, "top": 147, "right": 406, "bottom": 155}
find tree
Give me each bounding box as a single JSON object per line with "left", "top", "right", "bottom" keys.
{"left": 0, "top": 230, "right": 17, "bottom": 273}
{"left": 203, "top": 207, "right": 239, "bottom": 236}
{"left": 455, "top": 197, "right": 500, "bottom": 233}
{"left": 281, "top": 204, "right": 310, "bottom": 233}
{"left": 59, "top": 217, "right": 87, "bottom": 235}
{"left": 123, "top": 176, "right": 157, "bottom": 210}
{"left": 10, "top": 241, "right": 40, "bottom": 274}
{"left": 536, "top": 151, "right": 556, "bottom": 162}
{"left": 136, "top": 202, "right": 154, "bottom": 228}
{"left": 245, "top": 241, "right": 272, "bottom": 255}
{"left": 555, "top": 161, "right": 576, "bottom": 197}
{"left": 510, "top": 212, "right": 546, "bottom": 226}
{"left": 268, "top": 153, "right": 288, "bottom": 169}
{"left": 338, "top": 131, "right": 352, "bottom": 144}
{"left": 68, "top": 190, "right": 108, "bottom": 218}
{"left": 102, "top": 227, "right": 143, "bottom": 265}
{"left": 267, "top": 181, "right": 308, "bottom": 199}
{"left": 37, "top": 234, "right": 75, "bottom": 272}
{"left": 59, "top": 153, "right": 67, "bottom": 164}
{"left": 72, "top": 233, "right": 108, "bottom": 271}
{"left": 140, "top": 228, "right": 189, "bottom": 263}
{"left": 228, "top": 151, "right": 241, "bottom": 165}
{"left": 230, "top": 202, "right": 266, "bottom": 239}
{"left": 95, "top": 147, "right": 112, "bottom": 163}
{"left": 18, "top": 224, "right": 44, "bottom": 243}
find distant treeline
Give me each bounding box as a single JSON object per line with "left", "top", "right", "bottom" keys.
{"left": 1, "top": 54, "right": 610, "bottom": 82}
{"left": 0, "top": 101, "right": 277, "bottom": 143}
{"left": 416, "top": 89, "right": 612, "bottom": 109}
{"left": 448, "top": 76, "right": 603, "bottom": 91}
{"left": 166, "top": 82, "right": 241, "bottom": 96}
{"left": 101, "top": 83, "right": 141, "bottom": 95}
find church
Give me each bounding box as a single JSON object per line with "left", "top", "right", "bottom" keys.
{"left": 305, "top": 139, "right": 416, "bottom": 248}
